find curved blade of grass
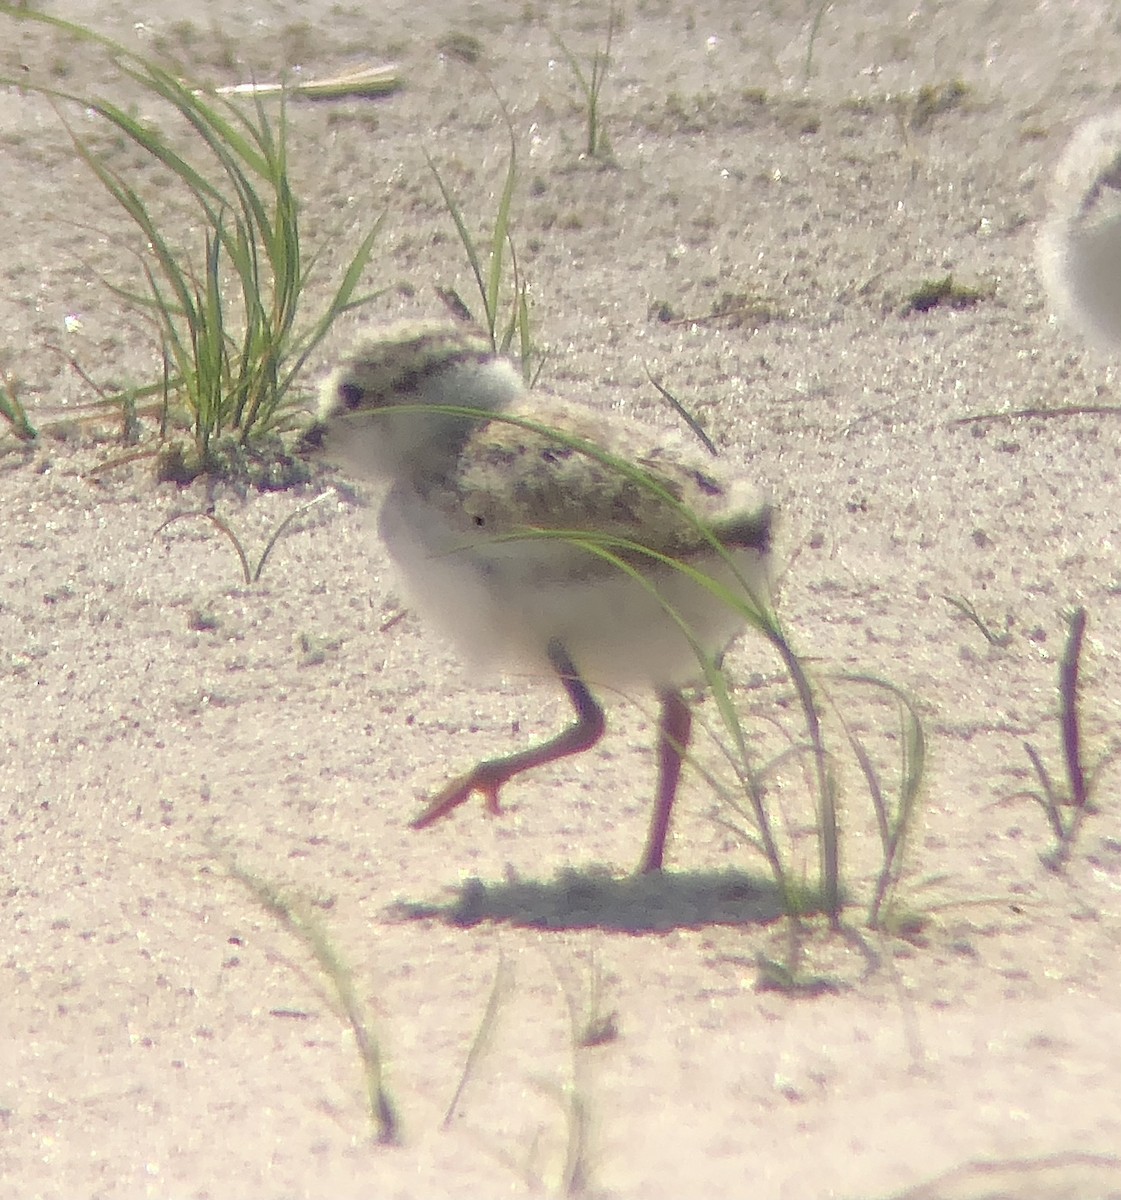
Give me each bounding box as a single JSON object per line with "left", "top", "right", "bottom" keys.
{"left": 485, "top": 109, "right": 519, "bottom": 343}
{"left": 155, "top": 510, "right": 252, "bottom": 584}
{"left": 442, "top": 951, "right": 511, "bottom": 1128}
{"left": 352, "top": 402, "right": 774, "bottom": 606}
{"left": 218, "top": 853, "right": 400, "bottom": 1144}
{"left": 644, "top": 364, "right": 718, "bottom": 457}
{"left": 425, "top": 151, "right": 487, "bottom": 326}
{"left": 831, "top": 673, "right": 926, "bottom": 928}
{"left": 253, "top": 489, "right": 336, "bottom": 581}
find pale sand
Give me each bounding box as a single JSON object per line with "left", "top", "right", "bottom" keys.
{"left": 2, "top": 2, "right": 1121, "bottom": 1197}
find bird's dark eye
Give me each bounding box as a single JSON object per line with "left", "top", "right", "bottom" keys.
{"left": 338, "top": 380, "right": 364, "bottom": 410}
{"left": 473, "top": 515, "right": 486, "bottom": 527}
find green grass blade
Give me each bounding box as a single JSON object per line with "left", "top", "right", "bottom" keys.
{"left": 0, "top": 377, "right": 37, "bottom": 440}
{"left": 282, "top": 217, "right": 385, "bottom": 396}
{"left": 425, "top": 152, "right": 487, "bottom": 329}
{"left": 253, "top": 490, "right": 335, "bottom": 581}
{"left": 485, "top": 121, "right": 518, "bottom": 340}
{"left": 155, "top": 511, "right": 253, "bottom": 583}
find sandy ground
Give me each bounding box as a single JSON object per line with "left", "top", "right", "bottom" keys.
{"left": 3, "top": 1, "right": 1121, "bottom": 1197}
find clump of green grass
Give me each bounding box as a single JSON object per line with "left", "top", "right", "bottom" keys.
{"left": 217, "top": 849, "right": 399, "bottom": 1144}
{"left": 540, "top": 508, "right": 926, "bottom": 934}
{"left": 536, "top": 950, "right": 611, "bottom": 1196}
{"left": 910, "top": 78, "right": 969, "bottom": 129}
{"left": 902, "top": 273, "right": 991, "bottom": 315}
{"left": 833, "top": 673, "right": 926, "bottom": 929}
{"left": 2, "top": 7, "right": 382, "bottom": 477}
{"left": 551, "top": 4, "right": 619, "bottom": 162}
{"left": 438, "top": 947, "right": 608, "bottom": 1196}
{"left": 1014, "top": 607, "right": 1118, "bottom": 870}
{"left": 696, "top": 616, "right": 925, "bottom": 933}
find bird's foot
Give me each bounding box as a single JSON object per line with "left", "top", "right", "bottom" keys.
{"left": 410, "top": 764, "right": 506, "bottom": 829}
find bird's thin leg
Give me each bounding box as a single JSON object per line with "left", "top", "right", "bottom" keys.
{"left": 638, "top": 688, "right": 692, "bottom": 874}
{"left": 411, "top": 640, "right": 606, "bottom": 829}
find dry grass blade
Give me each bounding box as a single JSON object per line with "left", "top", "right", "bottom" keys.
{"left": 802, "top": 0, "right": 834, "bottom": 85}
{"left": 1059, "top": 606, "right": 1088, "bottom": 815}
{"left": 952, "top": 404, "right": 1121, "bottom": 426}
{"left": 941, "top": 593, "right": 1012, "bottom": 647}
{"left": 211, "top": 64, "right": 401, "bottom": 99}
{"left": 644, "top": 365, "right": 718, "bottom": 457}
{"left": 156, "top": 510, "right": 253, "bottom": 584}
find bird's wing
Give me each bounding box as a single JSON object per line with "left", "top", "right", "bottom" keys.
{"left": 414, "top": 406, "right": 768, "bottom": 566}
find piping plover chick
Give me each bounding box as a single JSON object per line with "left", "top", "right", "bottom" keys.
{"left": 315, "top": 319, "right": 772, "bottom": 873}
{"left": 1038, "top": 111, "right": 1121, "bottom": 350}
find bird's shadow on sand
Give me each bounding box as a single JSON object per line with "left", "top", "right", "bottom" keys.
{"left": 393, "top": 866, "right": 823, "bottom": 933}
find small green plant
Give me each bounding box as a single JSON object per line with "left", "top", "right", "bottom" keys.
{"left": 902, "top": 273, "right": 990, "bottom": 315}
{"left": 705, "top": 618, "right": 843, "bottom": 923}
{"left": 1015, "top": 607, "right": 1117, "bottom": 870}
{"left": 155, "top": 489, "right": 335, "bottom": 584}
{"left": 910, "top": 79, "right": 969, "bottom": 130}
{"left": 0, "top": 370, "right": 37, "bottom": 441}
{"left": 833, "top": 674, "right": 926, "bottom": 928}
{"left": 1, "top": 7, "right": 382, "bottom": 472}
{"left": 217, "top": 850, "right": 399, "bottom": 1144}
{"left": 541, "top": 949, "right": 612, "bottom": 1196}
{"left": 532, "top": 1075, "right": 598, "bottom": 1198}
{"left": 551, "top": 4, "right": 618, "bottom": 161}
{"left": 942, "top": 593, "right": 1014, "bottom": 647}
{"left": 441, "top": 946, "right": 608, "bottom": 1196}
{"left": 700, "top": 656, "right": 927, "bottom": 936}
{"left": 427, "top": 109, "right": 543, "bottom": 385}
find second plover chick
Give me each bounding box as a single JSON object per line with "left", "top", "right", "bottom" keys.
{"left": 1038, "top": 110, "right": 1121, "bottom": 350}
{"left": 315, "top": 320, "right": 772, "bottom": 873}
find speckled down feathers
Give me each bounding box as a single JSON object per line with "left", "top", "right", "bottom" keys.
{"left": 316, "top": 319, "right": 772, "bottom": 685}
{"left": 413, "top": 401, "right": 770, "bottom": 575}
